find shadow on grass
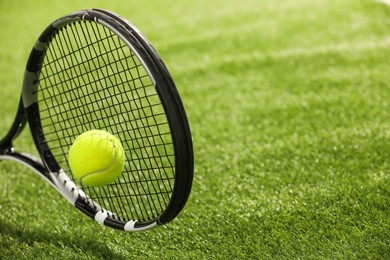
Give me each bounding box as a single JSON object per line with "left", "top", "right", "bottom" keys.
{"left": 0, "top": 219, "right": 126, "bottom": 259}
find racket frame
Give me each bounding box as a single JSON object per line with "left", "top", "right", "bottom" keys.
{"left": 0, "top": 9, "right": 193, "bottom": 232}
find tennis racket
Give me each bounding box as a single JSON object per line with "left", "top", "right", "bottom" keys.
{"left": 0, "top": 9, "right": 193, "bottom": 232}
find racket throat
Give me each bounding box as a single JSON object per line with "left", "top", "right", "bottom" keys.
{"left": 0, "top": 98, "right": 27, "bottom": 150}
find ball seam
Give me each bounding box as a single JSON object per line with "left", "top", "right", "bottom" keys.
{"left": 76, "top": 132, "right": 120, "bottom": 182}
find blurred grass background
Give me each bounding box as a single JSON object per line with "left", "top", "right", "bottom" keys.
{"left": 0, "top": 0, "right": 389, "bottom": 258}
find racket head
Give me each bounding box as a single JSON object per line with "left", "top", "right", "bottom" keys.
{"left": 22, "top": 9, "right": 193, "bottom": 231}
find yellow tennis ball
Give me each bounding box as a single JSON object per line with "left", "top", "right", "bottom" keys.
{"left": 68, "top": 130, "right": 125, "bottom": 187}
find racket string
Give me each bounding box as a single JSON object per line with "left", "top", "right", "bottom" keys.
{"left": 37, "top": 20, "right": 175, "bottom": 222}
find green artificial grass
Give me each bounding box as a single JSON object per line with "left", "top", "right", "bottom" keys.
{"left": 0, "top": 0, "right": 389, "bottom": 258}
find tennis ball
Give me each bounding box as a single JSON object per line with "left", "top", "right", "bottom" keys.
{"left": 68, "top": 130, "right": 125, "bottom": 187}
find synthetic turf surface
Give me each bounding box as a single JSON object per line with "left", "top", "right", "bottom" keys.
{"left": 0, "top": 0, "right": 389, "bottom": 258}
